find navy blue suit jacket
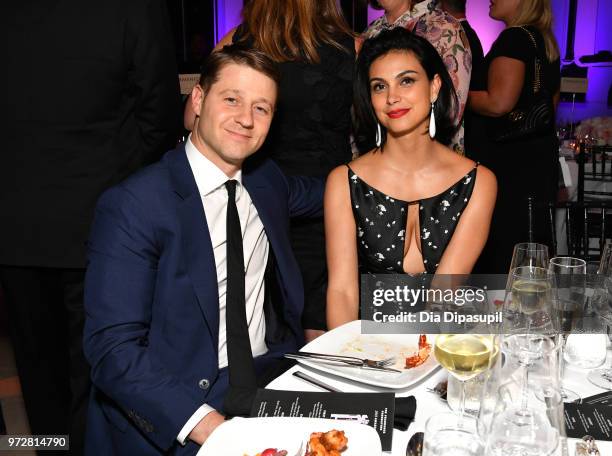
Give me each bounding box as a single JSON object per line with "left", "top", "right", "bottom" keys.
{"left": 83, "top": 145, "right": 323, "bottom": 455}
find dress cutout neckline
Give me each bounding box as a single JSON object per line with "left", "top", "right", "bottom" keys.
{"left": 346, "top": 163, "right": 478, "bottom": 205}
{"left": 347, "top": 162, "right": 479, "bottom": 275}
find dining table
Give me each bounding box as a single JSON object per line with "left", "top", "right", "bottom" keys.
{"left": 266, "top": 334, "right": 612, "bottom": 456}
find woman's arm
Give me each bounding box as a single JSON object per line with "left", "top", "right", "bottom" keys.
{"left": 435, "top": 165, "right": 497, "bottom": 274}
{"left": 469, "top": 56, "right": 525, "bottom": 117}
{"left": 325, "top": 166, "right": 360, "bottom": 329}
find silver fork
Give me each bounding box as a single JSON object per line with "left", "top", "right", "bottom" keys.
{"left": 364, "top": 357, "right": 396, "bottom": 368}
{"left": 285, "top": 351, "right": 396, "bottom": 368}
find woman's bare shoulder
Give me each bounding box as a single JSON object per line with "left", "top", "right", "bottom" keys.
{"left": 473, "top": 164, "right": 497, "bottom": 191}
{"left": 347, "top": 150, "right": 378, "bottom": 174}
{"left": 326, "top": 164, "right": 350, "bottom": 190}
{"left": 436, "top": 144, "right": 478, "bottom": 174}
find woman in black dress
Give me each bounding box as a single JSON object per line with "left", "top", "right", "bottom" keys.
{"left": 469, "top": 0, "right": 560, "bottom": 273}
{"left": 212, "top": 0, "right": 356, "bottom": 341}
{"left": 325, "top": 29, "right": 496, "bottom": 329}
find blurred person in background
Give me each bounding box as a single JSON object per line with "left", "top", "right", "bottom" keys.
{"left": 0, "top": 0, "right": 181, "bottom": 452}
{"left": 469, "top": 0, "right": 560, "bottom": 273}
{"left": 362, "top": 0, "right": 472, "bottom": 155}
{"left": 440, "top": 0, "right": 487, "bottom": 161}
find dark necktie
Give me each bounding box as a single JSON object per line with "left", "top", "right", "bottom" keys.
{"left": 222, "top": 180, "right": 258, "bottom": 417}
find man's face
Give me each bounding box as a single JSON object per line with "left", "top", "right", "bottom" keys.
{"left": 191, "top": 63, "right": 277, "bottom": 174}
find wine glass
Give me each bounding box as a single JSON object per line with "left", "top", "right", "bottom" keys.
{"left": 485, "top": 380, "right": 564, "bottom": 456}
{"left": 434, "top": 293, "right": 499, "bottom": 424}
{"left": 587, "top": 242, "right": 612, "bottom": 389}
{"left": 509, "top": 243, "right": 550, "bottom": 271}
{"left": 502, "top": 266, "right": 558, "bottom": 411}
{"left": 503, "top": 266, "right": 557, "bottom": 341}
{"left": 507, "top": 243, "right": 550, "bottom": 290}
{"left": 548, "top": 256, "right": 586, "bottom": 402}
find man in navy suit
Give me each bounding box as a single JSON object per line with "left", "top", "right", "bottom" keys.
{"left": 83, "top": 46, "right": 323, "bottom": 455}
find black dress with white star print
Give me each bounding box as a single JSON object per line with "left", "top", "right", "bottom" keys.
{"left": 348, "top": 164, "right": 478, "bottom": 274}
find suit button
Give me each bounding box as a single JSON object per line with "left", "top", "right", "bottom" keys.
{"left": 198, "top": 378, "right": 210, "bottom": 390}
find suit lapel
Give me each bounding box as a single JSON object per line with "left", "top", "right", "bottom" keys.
{"left": 166, "top": 147, "right": 220, "bottom": 354}
{"left": 243, "top": 173, "right": 290, "bottom": 286}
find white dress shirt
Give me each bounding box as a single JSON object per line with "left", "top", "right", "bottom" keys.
{"left": 177, "top": 136, "right": 269, "bottom": 444}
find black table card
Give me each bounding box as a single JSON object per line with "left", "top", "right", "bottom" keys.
{"left": 564, "top": 402, "right": 612, "bottom": 441}
{"left": 581, "top": 391, "right": 612, "bottom": 406}
{"left": 250, "top": 389, "right": 395, "bottom": 451}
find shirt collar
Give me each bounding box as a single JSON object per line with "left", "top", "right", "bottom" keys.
{"left": 382, "top": 0, "right": 437, "bottom": 26}
{"left": 185, "top": 135, "right": 243, "bottom": 198}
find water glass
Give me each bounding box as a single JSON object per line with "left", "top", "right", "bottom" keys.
{"left": 423, "top": 412, "right": 484, "bottom": 456}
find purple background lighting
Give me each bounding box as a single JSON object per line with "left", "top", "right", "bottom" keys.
{"left": 214, "top": 0, "right": 242, "bottom": 43}
{"left": 214, "top": 0, "right": 611, "bottom": 116}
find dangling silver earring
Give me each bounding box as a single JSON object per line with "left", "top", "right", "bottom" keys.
{"left": 375, "top": 122, "right": 382, "bottom": 147}
{"left": 429, "top": 102, "right": 436, "bottom": 139}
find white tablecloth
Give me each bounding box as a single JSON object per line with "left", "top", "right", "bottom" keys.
{"left": 267, "top": 339, "right": 612, "bottom": 455}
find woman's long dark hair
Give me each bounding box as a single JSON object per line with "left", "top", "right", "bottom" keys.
{"left": 353, "top": 28, "right": 459, "bottom": 153}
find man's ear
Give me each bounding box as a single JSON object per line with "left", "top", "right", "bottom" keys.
{"left": 191, "top": 84, "right": 205, "bottom": 117}
{"left": 430, "top": 74, "right": 442, "bottom": 104}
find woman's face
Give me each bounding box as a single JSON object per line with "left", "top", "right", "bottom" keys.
{"left": 369, "top": 51, "right": 440, "bottom": 141}
{"left": 489, "top": 0, "right": 521, "bottom": 23}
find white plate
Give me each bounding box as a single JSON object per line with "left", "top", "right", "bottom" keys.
{"left": 297, "top": 320, "right": 439, "bottom": 389}
{"left": 197, "top": 416, "right": 381, "bottom": 455}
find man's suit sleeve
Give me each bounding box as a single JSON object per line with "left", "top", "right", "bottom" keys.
{"left": 83, "top": 185, "right": 202, "bottom": 451}
{"left": 284, "top": 175, "right": 325, "bottom": 218}
{"left": 127, "top": 0, "right": 181, "bottom": 163}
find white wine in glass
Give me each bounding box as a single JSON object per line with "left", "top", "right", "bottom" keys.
{"left": 435, "top": 334, "right": 499, "bottom": 423}
{"left": 435, "top": 335, "right": 498, "bottom": 381}
{"left": 511, "top": 279, "right": 552, "bottom": 316}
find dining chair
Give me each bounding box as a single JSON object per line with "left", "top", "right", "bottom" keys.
{"left": 551, "top": 201, "right": 612, "bottom": 261}
{"left": 577, "top": 143, "right": 612, "bottom": 201}
{"left": 527, "top": 197, "right": 612, "bottom": 261}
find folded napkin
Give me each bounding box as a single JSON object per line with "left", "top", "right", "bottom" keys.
{"left": 394, "top": 396, "right": 417, "bottom": 431}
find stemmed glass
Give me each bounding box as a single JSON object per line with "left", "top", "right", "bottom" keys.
{"left": 434, "top": 334, "right": 498, "bottom": 422}
{"left": 509, "top": 243, "right": 550, "bottom": 270}
{"left": 548, "top": 256, "right": 586, "bottom": 402}
{"left": 502, "top": 266, "right": 558, "bottom": 411}
{"left": 434, "top": 289, "right": 499, "bottom": 424}
{"left": 507, "top": 243, "right": 550, "bottom": 289}
{"left": 588, "top": 242, "right": 612, "bottom": 389}
{"left": 485, "top": 379, "right": 564, "bottom": 455}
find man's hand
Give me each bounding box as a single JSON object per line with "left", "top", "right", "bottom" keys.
{"left": 188, "top": 410, "right": 226, "bottom": 445}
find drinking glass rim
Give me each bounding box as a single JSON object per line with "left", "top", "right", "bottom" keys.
{"left": 424, "top": 411, "right": 480, "bottom": 432}
{"left": 549, "top": 256, "right": 587, "bottom": 269}
{"left": 513, "top": 242, "right": 549, "bottom": 252}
